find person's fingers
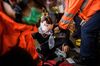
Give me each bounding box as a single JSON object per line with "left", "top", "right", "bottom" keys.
{"left": 62, "top": 44, "right": 64, "bottom": 51}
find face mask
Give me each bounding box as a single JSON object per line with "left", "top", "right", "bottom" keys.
{"left": 22, "top": 7, "right": 42, "bottom": 25}
{"left": 39, "top": 21, "right": 52, "bottom": 34}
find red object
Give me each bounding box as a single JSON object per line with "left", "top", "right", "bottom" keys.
{"left": 10, "top": 0, "right": 15, "bottom": 2}
{"left": 59, "top": 61, "right": 73, "bottom": 66}
{"left": 44, "top": 60, "right": 57, "bottom": 66}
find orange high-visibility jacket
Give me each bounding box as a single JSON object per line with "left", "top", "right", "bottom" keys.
{"left": 59, "top": 0, "right": 100, "bottom": 29}
{"left": 0, "top": 11, "right": 38, "bottom": 59}
{"left": 0, "top": 1, "right": 43, "bottom": 65}
{"left": 0, "top": 4, "right": 43, "bottom": 65}
{"left": 0, "top": 11, "right": 43, "bottom": 66}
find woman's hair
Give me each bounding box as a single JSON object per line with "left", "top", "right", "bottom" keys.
{"left": 36, "top": 16, "right": 53, "bottom": 27}
{"left": 43, "top": 16, "right": 53, "bottom": 24}
{"left": 17, "top": 0, "right": 46, "bottom": 11}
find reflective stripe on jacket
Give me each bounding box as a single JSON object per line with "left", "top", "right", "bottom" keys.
{"left": 59, "top": 0, "right": 100, "bottom": 29}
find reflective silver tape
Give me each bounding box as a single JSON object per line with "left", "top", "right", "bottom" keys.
{"left": 80, "top": 0, "right": 88, "bottom": 11}
{"left": 64, "top": 12, "right": 74, "bottom": 18}
{"left": 80, "top": 20, "right": 86, "bottom": 26}
{"left": 60, "top": 19, "right": 70, "bottom": 24}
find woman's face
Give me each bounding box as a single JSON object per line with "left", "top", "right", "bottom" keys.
{"left": 40, "top": 20, "right": 53, "bottom": 32}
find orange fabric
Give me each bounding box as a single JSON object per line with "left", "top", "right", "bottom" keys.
{"left": 62, "top": 15, "right": 72, "bottom": 21}
{"left": 59, "top": 0, "right": 100, "bottom": 29}
{"left": 0, "top": 11, "right": 39, "bottom": 61}
{"left": 59, "top": 0, "right": 84, "bottom": 29}
{"left": 79, "top": 0, "right": 100, "bottom": 21}
{"left": 58, "top": 22, "right": 69, "bottom": 30}
{"left": 64, "top": 0, "right": 84, "bottom": 14}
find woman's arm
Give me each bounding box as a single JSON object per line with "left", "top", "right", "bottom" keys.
{"left": 3, "top": 1, "right": 16, "bottom": 19}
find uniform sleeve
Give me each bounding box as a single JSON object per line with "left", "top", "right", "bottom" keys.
{"left": 59, "top": 0, "right": 84, "bottom": 29}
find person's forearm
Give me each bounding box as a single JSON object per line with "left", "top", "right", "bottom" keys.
{"left": 3, "top": 1, "right": 16, "bottom": 19}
